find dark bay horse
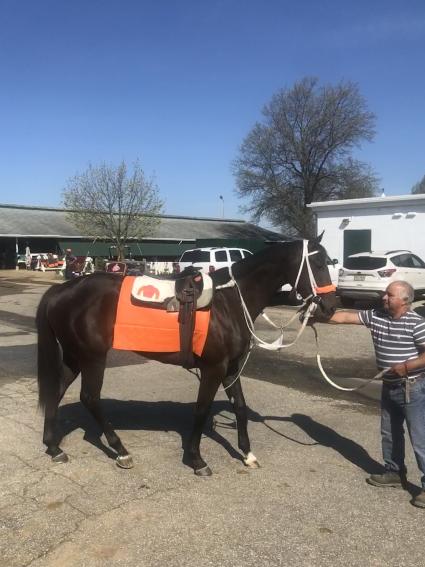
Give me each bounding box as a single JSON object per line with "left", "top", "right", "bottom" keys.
{"left": 36, "top": 237, "right": 337, "bottom": 475}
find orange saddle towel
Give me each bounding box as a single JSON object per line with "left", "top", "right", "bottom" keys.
{"left": 112, "top": 276, "right": 211, "bottom": 355}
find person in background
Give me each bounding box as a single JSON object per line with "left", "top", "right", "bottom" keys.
{"left": 64, "top": 248, "right": 76, "bottom": 280}
{"left": 327, "top": 280, "right": 425, "bottom": 508}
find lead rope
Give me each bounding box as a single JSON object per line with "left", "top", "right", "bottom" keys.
{"left": 261, "top": 308, "right": 388, "bottom": 391}
{"left": 213, "top": 243, "right": 316, "bottom": 391}
{"left": 310, "top": 324, "right": 387, "bottom": 391}
{"left": 228, "top": 239, "right": 320, "bottom": 351}
{"left": 229, "top": 266, "right": 318, "bottom": 350}
{"left": 220, "top": 301, "right": 318, "bottom": 391}
{"left": 207, "top": 240, "right": 328, "bottom": 391}
{"left": 220, "top": 342, "right": 254, "bottom": 391}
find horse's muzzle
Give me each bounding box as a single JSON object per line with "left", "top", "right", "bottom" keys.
{"left": 309, "top": 292, "right": 337, "bottom": 322}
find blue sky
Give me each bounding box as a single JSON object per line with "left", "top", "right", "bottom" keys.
{"left": 1, "top": 0, "right": 424, "bottom": 223}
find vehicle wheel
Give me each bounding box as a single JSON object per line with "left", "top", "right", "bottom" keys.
{"left": 340, "top": 296, "right": 355, "bottom": 308}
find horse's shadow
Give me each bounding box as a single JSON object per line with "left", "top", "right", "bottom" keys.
{"left": 58, "top": 398, "right": 244, "bottom": 465}
{"left": 247, "top": 409, "right": 421, "bottom": 496}
{"left": 55, "top": 398, "right": 423, "bottom": 493}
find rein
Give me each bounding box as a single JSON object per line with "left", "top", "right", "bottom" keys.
{"left": 215, "top": 239, "right": 351, "bottom": 393}
{"left": 228, "top": 239, "right": 335, "bottom": 351}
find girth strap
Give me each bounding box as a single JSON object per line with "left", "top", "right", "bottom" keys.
{"left": 175, "top": 275, "right": 201, "bottom": 369}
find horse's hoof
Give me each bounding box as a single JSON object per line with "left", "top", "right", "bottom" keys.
{"left": 194, "top": 465, "right": 212, "bottom": 477}
{"left": 244, "top": 452, "right": 260, "bottom": 469}
{"left": 116, "top": 455, "right": 134, "bottom": 469}
{"left": 52, "top": 451, "right": 68, "bottom": 464}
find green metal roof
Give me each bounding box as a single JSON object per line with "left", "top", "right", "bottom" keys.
{"left": 58, "top": 240, "right": 194, "bottom": 258}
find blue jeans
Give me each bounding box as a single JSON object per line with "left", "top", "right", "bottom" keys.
{"left": 381, "top": 379, "right": 425, "bottom": 488}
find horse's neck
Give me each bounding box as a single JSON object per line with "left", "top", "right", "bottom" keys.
{"left": 236, "top": 262, "right": 288, "bottom": 320}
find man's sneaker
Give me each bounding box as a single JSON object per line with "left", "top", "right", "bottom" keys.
{"left": 366, "top": 471, "right": 405, "bottom": 488}
{"left": 412, "top": 490, "right": 425, "bottom": 508}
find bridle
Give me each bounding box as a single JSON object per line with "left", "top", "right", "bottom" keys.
{"left": 226, "top": 239, "right": 336, "bottom": 352}
{"left": 281, "top": 240, "right": 384, "bottom": 393}
{"left": 292, "top": 239, "right": 336, "bottom": 306}
{"left": 222, "top": 240, "right": 383, "bottom": 394}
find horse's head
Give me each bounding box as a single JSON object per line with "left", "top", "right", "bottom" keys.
{"left": 292, "top": 234, "right": 338, "bottom": 322}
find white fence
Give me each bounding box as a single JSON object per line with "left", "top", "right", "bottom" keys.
{"left": 146, "top": 261, "right": 174, "bottom": 275}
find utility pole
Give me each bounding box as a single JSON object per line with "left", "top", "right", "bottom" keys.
{"left": 219, "top": 195, "right": 224, "bottom": 218}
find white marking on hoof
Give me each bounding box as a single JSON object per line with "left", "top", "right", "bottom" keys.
{"left": 116, "top": 455, "right": 134, "bottom": 469}
{"left": 194, "top": 465, "right": 212, "bottom": 477}
{"left": 244, "top": 452, "right": 260, "bottom": 468}
{"left": 52, "top": 452, "right": 68, "bottom": 464}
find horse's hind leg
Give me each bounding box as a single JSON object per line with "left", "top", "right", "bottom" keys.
{"left": 43, "top": 360, "right": 79, "bottom": 463}
{"left": 186, "top": 366, "right": 222, "bottom": 476}
{"left": 222, "top": 375, "right": 260, "bottom": 469}
{"left": 80, "top": 357, "right": 133, "bottom": 469}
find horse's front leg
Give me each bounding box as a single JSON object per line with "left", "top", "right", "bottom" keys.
{"left": 186, "top": 366, "right": 222, "bottom": 476}
{"left": 222, "top": 374, "right": 260, "bottom": 469}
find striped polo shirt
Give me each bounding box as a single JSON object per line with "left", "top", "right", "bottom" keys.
{"left": 359, "top": 309, "right": 425, "bottom": 382}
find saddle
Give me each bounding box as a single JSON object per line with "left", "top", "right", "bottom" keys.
{"left": 131, "top": 268, "right": 213, "bottom": 368}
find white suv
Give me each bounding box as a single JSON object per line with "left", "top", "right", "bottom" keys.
{"left": 175, "top": 247, "right": 253, "bottom": 274}
{"left": 338, "top": 250, "right": 425, "bottom": 306}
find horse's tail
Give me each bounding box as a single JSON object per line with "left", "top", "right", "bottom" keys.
{"left": 35, "top": 287, "right": 64, "bottom": 411}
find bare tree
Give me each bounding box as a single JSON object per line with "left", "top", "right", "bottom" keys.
{"left": 63, "top": 161, "right": 164, "bottom": 260}
{"left": 233, "top": 77, "right": 379, "bottom": 237}
{"left": 411, "top": 174, "right": 425, "bottom": 194}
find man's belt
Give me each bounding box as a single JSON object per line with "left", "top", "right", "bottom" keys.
{"left": 383, "top": 373, "right": 425, "bottom": 403}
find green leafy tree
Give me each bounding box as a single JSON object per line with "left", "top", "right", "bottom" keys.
{"left": 233, "top": 77, "right": 379, "bottom": 237}
{"left": 63, "top": 161, "right": 164, "bottom": 260}
{"left": 411, "top": 174, "right": 425, "bottom": 194}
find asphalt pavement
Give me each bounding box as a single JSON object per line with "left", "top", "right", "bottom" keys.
{"left": 1, "top": 270, "right": 425, "bottom": 567}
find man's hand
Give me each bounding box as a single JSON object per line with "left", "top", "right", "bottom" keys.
{"left": 390, "top": 362, "right": 409, "bottom": 377}
{"left": 390, "top": 352, "right": 425, "bottom": 377}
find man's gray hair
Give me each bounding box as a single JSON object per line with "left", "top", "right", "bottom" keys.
{"left": 391, "top": 280, "right": 415, "bottom": 303}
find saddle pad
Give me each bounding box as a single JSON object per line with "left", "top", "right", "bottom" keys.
{"left": 132, "top": 274, "right": 175, "bottom": 303}
{"left": 131, "top": 272, "right": 214, "bottom": 309}
{"left": 113, "top": 276, "right": 210, "bottom": 354}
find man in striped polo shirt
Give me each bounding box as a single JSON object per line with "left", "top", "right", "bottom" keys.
{"left": 329, "top": 280, "right": 425, "bottom": 508}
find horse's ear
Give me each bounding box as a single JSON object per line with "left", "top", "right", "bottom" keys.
{"left": 312, "top": 230, "right": 324, "bottom": 244}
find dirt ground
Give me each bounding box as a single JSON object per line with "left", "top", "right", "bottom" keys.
{"left": 2, "top": 271, "right": 425, "bottom": 566}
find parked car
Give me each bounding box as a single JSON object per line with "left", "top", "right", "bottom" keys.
{"left": 337, "top": 250, "right": 425, "bottom": 306}
{"left": 174, "top": 247, "right": 253, "bottom": 274}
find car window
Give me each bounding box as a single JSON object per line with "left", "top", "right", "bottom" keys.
{"left": 390, "top": 254, "right": 403, "bottom": 267}
{"left": 180, "top": 250, "right": 210, "bottom": 263}
{"left": 242, "top": 249, "right": 253, "bottom": 257}
{"left": 393, "top": 253, "right": 416, "bottom": 268}
{"left": 215, "top": 250, "right": 228, "bottom": 262}
{"left": 229, "top": 249, "right": 242, "bottom": 262}
{"left": 411, "top": 254, "right": 425, "bottom": 268}
{"left": 344, "top": 257, "right": 387, "bottom": 270}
